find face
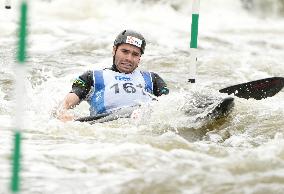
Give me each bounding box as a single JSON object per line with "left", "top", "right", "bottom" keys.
{"left": 113, "top": 43, "right": 141, "bottom": 74}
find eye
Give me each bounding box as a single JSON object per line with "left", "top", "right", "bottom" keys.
{"left": 132, "top": 52, "right": 140, "bottom": 57}
{"left": 121, "top": 49, "right": 127, "bottom": 53}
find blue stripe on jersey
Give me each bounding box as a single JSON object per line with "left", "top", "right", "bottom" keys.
{"left": 141, "top": 71, "right": 153, "bottom": 94}
{"left": 92, "top": 70, "right": 106, "bottom": 114}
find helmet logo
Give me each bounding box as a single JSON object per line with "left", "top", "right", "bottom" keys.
{"left": 126, "top": 36, "right": 142, "bottom": 48}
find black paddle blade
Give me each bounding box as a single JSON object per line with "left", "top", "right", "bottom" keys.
{"left": 219, "top": 77, "right": 284, "bottom": 100}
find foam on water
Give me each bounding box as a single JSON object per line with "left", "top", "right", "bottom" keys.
{"left": 1, "top": 0, "right": 284, "bottom": 193}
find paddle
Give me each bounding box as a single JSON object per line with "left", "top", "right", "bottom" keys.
{"left": 219, "top": 77, "right": 284, "bottom": 100}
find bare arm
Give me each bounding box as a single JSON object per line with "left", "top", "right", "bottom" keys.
{"left": 55, "top": 71, "right": 93, "bottom": 122}
{"left": 57, "top": 93, "right": 80, "bottom": 122}
{"left": 62, "top": 93, "right": 80, "bottom": 110}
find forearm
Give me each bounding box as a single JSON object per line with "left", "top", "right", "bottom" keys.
{"left": 61, "top": 93, "right": 80, "bottom": 110}
{"left": 56, "top": 93, "right": 80, "bottom": 122}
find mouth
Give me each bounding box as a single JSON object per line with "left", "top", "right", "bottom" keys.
{"left": 116, "top": 61, "right": 137, "bottom": 73}
{"left": 120, "top": 62, "right": 133, "bottom": 68}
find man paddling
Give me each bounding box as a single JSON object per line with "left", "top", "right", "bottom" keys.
{"left": 57, "top": 30, "right": 169, "bottom": 121}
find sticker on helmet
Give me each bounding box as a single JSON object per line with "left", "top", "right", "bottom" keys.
{"left": 126, "top": 36, "right": 142, "bottom": 48}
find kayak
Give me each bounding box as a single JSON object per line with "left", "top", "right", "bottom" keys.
{"left": 75, "top": 96, "right": 235, "bottom": 125}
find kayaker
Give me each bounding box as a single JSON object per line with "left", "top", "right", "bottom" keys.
{"left": 56, "top": 29, "right": 169, "bottom": 121}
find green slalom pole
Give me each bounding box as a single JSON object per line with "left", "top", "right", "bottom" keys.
{"left": 11, "top": 1, "right": 28, "bottom": 192}
{"left": 188, "top": 0, "right": 200, "bottom": 83}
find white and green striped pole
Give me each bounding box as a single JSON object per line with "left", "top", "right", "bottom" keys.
{"left": 188, "top": 0, "right": 200, "bottom": 83}
{"left": 11, "top": 0, "right": 28, "bottom": 192}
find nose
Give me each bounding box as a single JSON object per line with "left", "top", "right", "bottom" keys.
{"left": 125, "top": 52, "right": 133, "bottom": 62}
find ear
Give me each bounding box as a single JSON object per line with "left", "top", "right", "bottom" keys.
{"left": 112, "top": 46, "right": 117, "bottom": 56}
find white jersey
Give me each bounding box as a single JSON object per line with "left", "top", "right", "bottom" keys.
{"left": 88, "top": 69, "right": 153, "bottom": 115}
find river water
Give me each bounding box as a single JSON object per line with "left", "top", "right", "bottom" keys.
{"left": 1, "top": 0, "right": 284, "bottom": 193}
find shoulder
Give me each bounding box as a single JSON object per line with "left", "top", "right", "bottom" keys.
{"left": 76, "top": 70, "right": 93, "bottom": 83}
{"left": 71, "top": 70, "right": 93, "bottom": 100}
{"left": 138, "top": 71, "right": 163, "bottom": 82}
{"left": 79, "top": 70, "right": 93, "bottom": 78}
{"left": 149, "top": 72, "right": 169, "bottom": 96}
{"left": 150, "top": 72, "right": 163, "bottom": 81}
{"left": 72, "top": 70, "right": 95, "bottom": 89}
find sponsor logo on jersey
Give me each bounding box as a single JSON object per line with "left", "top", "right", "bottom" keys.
{"left": 115, "top": 75, "right": 132, "bottom": 81}
{"left": 74, "top": 78, "right": 86, "bottom": 87}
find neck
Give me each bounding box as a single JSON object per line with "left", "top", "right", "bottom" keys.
{"left": 111, "top": 64, "right": 120, "bottom": 72}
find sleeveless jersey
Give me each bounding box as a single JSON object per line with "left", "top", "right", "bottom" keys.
{"left": 88, "top": 69, "right": 153, "bottom": 115}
